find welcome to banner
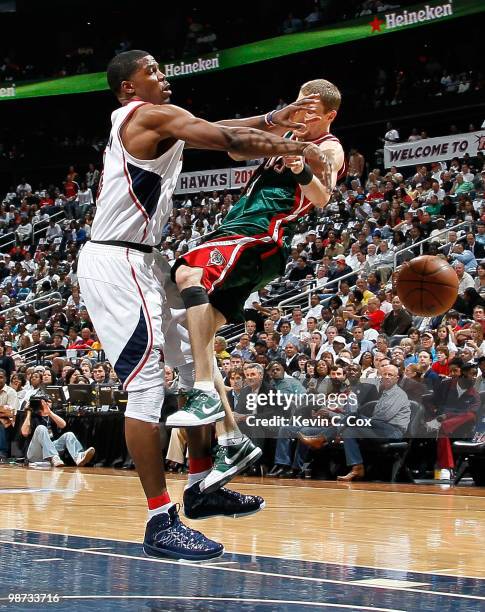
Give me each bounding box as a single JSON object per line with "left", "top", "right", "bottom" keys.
{"left": 175, "top": 166, "right": 257, "bottom": 195}
{"left": 384, "top": 130, "right": 485, "bottom": 168}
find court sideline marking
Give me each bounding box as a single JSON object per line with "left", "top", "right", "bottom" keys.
{"left": 0, "top": 594, "right": 404, "bottom": 611}
{"left": 9, "top": 527, "right": 485, "bottom": 581}
{"left": 1, "top": 537, "right": 484, "bottom": 603}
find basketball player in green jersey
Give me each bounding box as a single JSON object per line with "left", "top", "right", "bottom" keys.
{"left": 167, "top": 79, "right": 346, "bottom": 492}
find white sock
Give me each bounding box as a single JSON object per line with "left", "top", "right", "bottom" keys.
{"left": 218, "top": 430, "right": 245, "bottom": 446}
{"left": 186, "top": 468, "right": 211, "bottom": 489}
{"left": 194, "top": 381, "right": 217, "bottom": 394}
{"left": 147, "top": 502, "right": 174, "bottom": 520}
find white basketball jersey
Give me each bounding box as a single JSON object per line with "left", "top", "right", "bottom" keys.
{"left": 91, "top": 100, "right": 184, "bottom": 246}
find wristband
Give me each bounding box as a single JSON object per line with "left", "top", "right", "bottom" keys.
{"left": 294, "top": 163, "right": 314, "bottom": 185}
{"left": 264, "top": 110, "right": 276, "bottom": 127}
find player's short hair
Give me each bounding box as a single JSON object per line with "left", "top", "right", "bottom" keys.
{"left": 300, "top": 79, "right": 341, "bottom": 112}
{"left": 106, "top": 50, "right": 149, "bottom": 94}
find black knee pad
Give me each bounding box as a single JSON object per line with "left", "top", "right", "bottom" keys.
{"left": 180, "top": 286, "right": 210, "bottom": 309}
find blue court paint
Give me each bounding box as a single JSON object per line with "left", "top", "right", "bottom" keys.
{"left": 0, "top": 530, "right": 483, "bottom": 612}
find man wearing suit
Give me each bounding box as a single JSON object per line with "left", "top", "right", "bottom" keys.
{"left": 465, "top": 232, "right": 485, "bottom": 260}
{"left": 381, "top": 296, "right": 413, "bottom": 337}
{"left": 284, "top": 343, "right": 300, "bottom": 375}
{"left": 233, "top": 363, "right": 273, "bottom": 473}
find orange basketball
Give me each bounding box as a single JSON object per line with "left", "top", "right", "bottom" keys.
{"left": 396, "top": 255, "right": 459, "bottom": 316}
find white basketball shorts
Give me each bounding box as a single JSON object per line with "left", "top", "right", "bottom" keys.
{"left": 78, "top": 241, "right": 167, "bottom": 392}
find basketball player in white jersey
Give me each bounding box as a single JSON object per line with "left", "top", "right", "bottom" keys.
{"left": 78, "top": 49, "right": 329, "bottom": 561}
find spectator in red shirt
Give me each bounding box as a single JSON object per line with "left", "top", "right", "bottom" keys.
{"left": 432, "top": 346, "right": 450, "bottom": 377}
{"left": 363, "top": 297, "right": 385, "bottom": 331}
{"left": 366, "top": 184, "right": 385, "bottom": 202}
{"left": 68, "top": 327, "right": 94, "bottom": 351}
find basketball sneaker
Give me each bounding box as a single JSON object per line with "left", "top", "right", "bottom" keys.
{"left": 183, "top": 481, "right": 265, "bottom": 520}
{"left": 200, "top": 437, "right": 262, "bottom": 494}
{"left": 165, "top": 389, "right": 225, "bottom": 427}
{"left": 143, "top": 504, "right": 224, "bottom": 561}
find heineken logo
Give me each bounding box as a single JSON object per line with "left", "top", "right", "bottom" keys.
{"left": 370, "top": 1, "right": 453, "bottom": 32}
{"left": 208, "top": 249, "right": 226, "bottom": 267}
{"left": 0, "top": 84, "right": 15, "bottom": 98}
{"left": 164, "top": 55, "right": 220, "bottom": 78}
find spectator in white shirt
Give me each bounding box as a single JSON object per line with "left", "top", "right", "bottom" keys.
{"left": 460, "top": 164, "right": 474, "bottom": 183}
{"left": 15, "top": 219, "right": 32, "bottom": 243}
{"left": 454, "top": 261, "right": 475, "bottom": 294}
{"left": 345, "top": 242, "right": 362, "bottom": 271}
{"left": 45, "top": 220, "right": 63, "bottom": 243}
{"left": 305, "top": 293, "right": 323, "bottom": 321}
{"left": 290, "top": 307, "right": 307, "bottom": 337}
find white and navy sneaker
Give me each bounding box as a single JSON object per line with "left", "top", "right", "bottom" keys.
{"left": 183, "top": 482, "right": 265, "bottom": 520}
{"left": 143, "top": 504, "right": 224, "bottom": 561}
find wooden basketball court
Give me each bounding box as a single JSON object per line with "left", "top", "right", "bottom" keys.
{"left": 1, "top": 465, "right": 484, "bottom": 610}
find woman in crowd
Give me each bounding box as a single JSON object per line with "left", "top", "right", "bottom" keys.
{"left": 319, "top": 351, "right": 334, "bottom": 370}
{"left": 461, "top": 288, "right": 485, "bottom": 318}
{"left": 474, "top": 262, "right": 485, "bottom": 297}
{"left": 435, "top": 325, "right": 457, "bottom": 358}
{"left": 306, "top": 359, "right": 331, "bottom": 395}
{"left": 407, "top": 327, "right": 421, "bottom": 347}
{"left": 80, "top": 361, "right": 93, "bottom": 382}
{"left": 401, "top": 363, "right": 426, "bottom": 402}
{"left": 302, "top": 360, "right": 317, "bottom": 390}
{"left": 360, "top": 351, "right": 376, "bottom": 377}
{"left": 22, "top": 370, "right": 43, "bottom": 405}
{"left": 468, "top": 323, "right": 485, "bottom": 356}
{"left": 214, "top": 336, "right": 231, "bottom": 362}
{"left": 41, "top": 367, "right": 56, "bottom": 388}
{"left": 293, "top": 354, "right": 309, "bottom": 383}
{"left": 10, "top": 372, "right": 27, "bottom": 401}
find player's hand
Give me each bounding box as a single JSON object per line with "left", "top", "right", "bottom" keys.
{"left": 270, "top": 95, "right": 320, "bottom": 130}
{"left": 284, "top": 155, "right": 305, "bottom": 174}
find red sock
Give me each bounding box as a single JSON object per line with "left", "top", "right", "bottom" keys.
{"left": 189, "top": 456, "right": 213, "bottom": 474}
{"left": 147, "top": 491, "right": 171, "bottom": 510}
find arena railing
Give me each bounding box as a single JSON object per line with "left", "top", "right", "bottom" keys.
{"left": 0, "top": 291, "right": 63, "bottom": 321}
{"left": 0, "top": 210, "right": 66, "bottom": 253}
{"left": 392, "top": 220, "right": 468, "bottom": 269}
{"left": 277, "top": 268, "right": 359, "bottom": 310}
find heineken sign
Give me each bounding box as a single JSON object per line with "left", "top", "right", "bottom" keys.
{"left": 385, "top": 2, "right": 453, "bottom": 29}
{"left": 1, "top": 0, "right": 483, "bottom": 101}
{"left": 164, "top": 55, "right": 220, "bottom": 77}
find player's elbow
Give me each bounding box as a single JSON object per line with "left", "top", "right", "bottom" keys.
{"left": 228, "top": 151, "right": 246, "bottom": 161}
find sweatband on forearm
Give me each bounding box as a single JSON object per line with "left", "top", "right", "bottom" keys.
{"left": 294, "top": 163, "right": 314, "bottom": 186}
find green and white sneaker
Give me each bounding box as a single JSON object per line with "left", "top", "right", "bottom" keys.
{"left": 200, "top": 437, "right": 263, "bottom": 494}
{"left": 165, "top": 389, "right": 225, "bottom": 427}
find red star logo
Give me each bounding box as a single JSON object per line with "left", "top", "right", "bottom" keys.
{"left": 369, "top": 16, "right": 384, "bottom": 32}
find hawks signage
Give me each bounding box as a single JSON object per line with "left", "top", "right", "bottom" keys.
{"left": 175, "top": 166, "right": 256, "bottom": 194}
{"left": 384, "top": 130, "right": 485, "bottom": 168}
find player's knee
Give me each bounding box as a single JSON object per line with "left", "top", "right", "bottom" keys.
{"left": 175, "top": 264, "right": 202, "bottom": 288}
{"left": 180, "top": 286, "right": 209, "bottom": 310}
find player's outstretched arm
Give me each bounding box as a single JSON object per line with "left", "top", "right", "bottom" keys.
{"left": 138, "top": 104, "right": 328, "bottom": 175}
{"left": 284, "top": 140, "right": 344, "bottom": 207}
{"left": 215, "top": 95, "right": 321, "bottom": 136}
